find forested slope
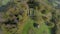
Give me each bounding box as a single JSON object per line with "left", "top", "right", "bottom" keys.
{"left": 0, "top": 0, "right": 60, "bottom": 34}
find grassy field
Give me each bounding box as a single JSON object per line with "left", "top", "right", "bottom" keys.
{"left": 22, "top": 18, "right": 51, "bottom": 34}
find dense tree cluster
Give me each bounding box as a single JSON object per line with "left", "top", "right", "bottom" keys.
{"left": 0, "top": 0, "right": 60, "bottom": 34}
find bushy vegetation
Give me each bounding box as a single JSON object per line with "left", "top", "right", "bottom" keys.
{"left": 0, "top": 0, "right": 60, "bottom": 34}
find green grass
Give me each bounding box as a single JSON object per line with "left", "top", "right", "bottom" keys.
{"left": 22, "top": 18, "right": 51, "bottom": 34}
{"left": 22, "top": 18, "right": 34, "bottom": 34}
{"left": 33, "top": 23, "right": 51, "bottom": 34}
